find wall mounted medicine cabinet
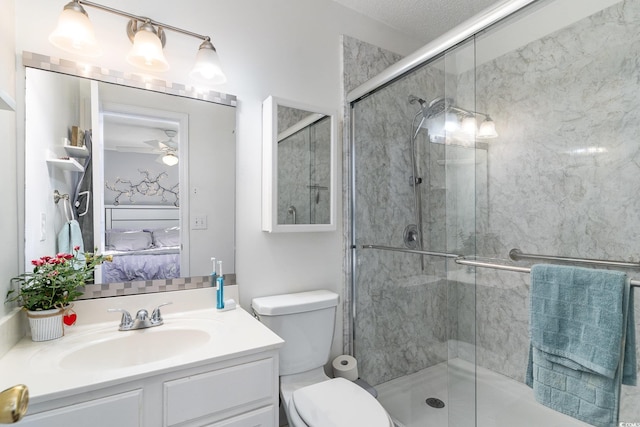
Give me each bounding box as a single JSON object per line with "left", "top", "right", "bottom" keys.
{"left": 262, "top": 96, "right": 336, "bottom": 233}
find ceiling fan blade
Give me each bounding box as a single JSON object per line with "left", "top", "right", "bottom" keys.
{"left": 115, "top": 145, "right": 159, "bottom": 153}
{"left": 143, "top": 139, "right": 165, "bottom": 149}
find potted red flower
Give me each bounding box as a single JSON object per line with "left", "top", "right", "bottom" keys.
{"left": 6, "top": 246, "right": 111, "bottom": 341}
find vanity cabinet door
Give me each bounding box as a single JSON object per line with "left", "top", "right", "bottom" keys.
{"left": 17, "top": 389, "right": 143, "bottom": 427}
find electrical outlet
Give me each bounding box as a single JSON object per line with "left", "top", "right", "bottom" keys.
{"left": 193, "top": 215, "right": 208, "bottom": 230}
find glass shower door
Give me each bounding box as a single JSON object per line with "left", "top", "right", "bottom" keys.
{"left": 350, "top": 35, "right": 481, "bottom": 427}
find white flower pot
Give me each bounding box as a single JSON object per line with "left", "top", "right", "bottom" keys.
{"left": 26, "top": 308, "right": 64, "bottom": 342}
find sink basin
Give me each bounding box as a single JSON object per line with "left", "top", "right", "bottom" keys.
{"left": 59, "top": 328, "right": 211, "bottom": 370}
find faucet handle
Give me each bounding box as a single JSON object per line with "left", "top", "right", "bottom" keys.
{"left": 107, "top": 308, "right": 133, "bottom": 329}
{"left": 151, "top": 302, "right": 172, "bottom": 324}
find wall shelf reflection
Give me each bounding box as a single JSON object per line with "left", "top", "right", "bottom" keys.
{"left": 0, "top": 89, "right": 16, "bottom": 111}
{"left": 46, "top": 158, "right": 84, "bottom": 172}
{"left": 64, "top": 143, "right": 89, "bottom": 158}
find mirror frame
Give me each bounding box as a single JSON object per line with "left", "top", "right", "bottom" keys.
{"left": 261, "top": 95, "right": 337, "bottom": 233}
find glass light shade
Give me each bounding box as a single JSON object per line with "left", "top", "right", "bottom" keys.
{"left": 461, "top": 116, "right": 477, "bottom": 135}
{"left": 49, "top": 7, "right": 101, "bottom": 57}
{"left": 444, "top": 112, "right": 460, "bottom": 132}
{"left": 162, "top": 153, "right": 179, "bottom": 166}
{"left": 126, "top": 26, "right": 169, "bottom": 72}
{"left": 478, "top": 118, "right": 499, "bottom": 139}
{"left": 190, "top": 43, "right": 227, "bottom": 84}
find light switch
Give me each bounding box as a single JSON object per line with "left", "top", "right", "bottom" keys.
{"left": 40, "top": 212, "right": 46, "bottom": 241}
{"left": 193, "top": 215, "right": 207, "bottom": 230}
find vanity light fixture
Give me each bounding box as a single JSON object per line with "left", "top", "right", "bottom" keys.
{"left": 448, "top": 106, "right": 499, "bottom": 139}
{"left": 49, "top": 0, "right": 227, "bottom": 82}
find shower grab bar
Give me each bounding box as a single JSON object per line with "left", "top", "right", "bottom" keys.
{"left": 509, "top": 248, "right": 640, "bottom": 268}
{"left": 359, "top": 244, "right": 640, "bottom": 287}
{"left": 357, "top": 244, "right": 460, "bottom": 259}
{"left": 455, "top": 257, "right": 640, "bottom": 288}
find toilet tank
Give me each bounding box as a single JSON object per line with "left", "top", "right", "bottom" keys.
{"left": 252, "top": 290, "right": 339, "bottom": 376}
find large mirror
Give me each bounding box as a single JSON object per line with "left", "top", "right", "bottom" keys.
{"left": 262, "top": 96, "right": 336, "bottom": 232}
{"left": 24, "top": 60, "right": 235, "bottom": 298}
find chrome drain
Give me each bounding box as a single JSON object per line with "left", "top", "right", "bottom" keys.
{"left": 425, "top": 397, "right": 445, "bottom": 408}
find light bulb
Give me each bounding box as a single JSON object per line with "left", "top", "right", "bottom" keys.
{"left": 461, "top": 116, "right": 477, "bottom": 135}
{"left": 444, "top": 112, "right": 460, "bottom": 132}
{"left": 478, "top": 117, "right": 499, "bottom": 139}
{"left": 162, "top": 153, "right": 179, "bottom": 166}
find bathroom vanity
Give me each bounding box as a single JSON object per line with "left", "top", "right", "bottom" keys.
{"left": 0, "top": 288, "right": 284, "bottom": 427}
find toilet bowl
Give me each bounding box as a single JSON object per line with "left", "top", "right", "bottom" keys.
{"left": 251, "top": 290, "right": 393, "bottom": 427}
{"left": 283, "top": 375, "right": 394, "bottom": 427}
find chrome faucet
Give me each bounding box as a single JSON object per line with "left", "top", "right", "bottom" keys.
{"left": 108, "top": 302, "right": 172, "bottom": 331}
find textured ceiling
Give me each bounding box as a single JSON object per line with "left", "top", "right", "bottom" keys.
{"left": 332, "top": 0, "right": 502, "bottom": 44}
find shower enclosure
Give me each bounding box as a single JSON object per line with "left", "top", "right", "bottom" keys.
{"left": 347, "top": 0, "right": 640, "bottom": 426}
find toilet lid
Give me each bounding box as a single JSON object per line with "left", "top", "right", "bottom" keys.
{"left": 292, "top": 378, "right": 390, "bottom": 427}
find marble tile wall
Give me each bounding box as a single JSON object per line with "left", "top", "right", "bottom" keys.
{"left": 341, "top": 35, "right": 404, "bottom": 356}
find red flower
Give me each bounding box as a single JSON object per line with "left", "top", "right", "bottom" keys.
{"left": 31, "top": 259, "right": 44, "bottom": 267}
{"left": 73, "top": 245, "right": 80, "bottom": 252}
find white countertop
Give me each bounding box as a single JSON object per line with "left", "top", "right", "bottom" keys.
{"left": 0, "top": 288, "right": 284, "bottom": 403}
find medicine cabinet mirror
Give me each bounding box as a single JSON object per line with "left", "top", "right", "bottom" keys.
{"left": 262, "top": 96, "right": 336, "bottom": 232}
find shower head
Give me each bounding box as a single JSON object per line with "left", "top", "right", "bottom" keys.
{"left": 424, "top": 97, "right": 452, "bottom": 118}
{"left": 408, "top": 95, "right": 452, "bottom": 119}
{"left": 408, "top": 94, "right": 426, "bottom": 107}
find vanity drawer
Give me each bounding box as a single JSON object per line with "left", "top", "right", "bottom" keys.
{"left": 17, "top": 389, "right": 143, "bottom": 427}
{"left": 204, "top": 405, "right": 275, "bottom": 427}
{"left": 164, "top": 357, "right": 276, "bottom": 426}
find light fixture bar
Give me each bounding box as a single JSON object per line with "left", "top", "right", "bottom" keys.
{"left": 448, "top": 105, "right": 490, "bottom": 119}
{"left": 76, "top": 0, "right": 210, "bottom": 42}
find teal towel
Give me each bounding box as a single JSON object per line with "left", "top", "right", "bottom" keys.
{"left": 526, "top": 264, "right": 636, "bottom": 427}
{"left": 57, "top": 219, "right": 85, "bottom": 255}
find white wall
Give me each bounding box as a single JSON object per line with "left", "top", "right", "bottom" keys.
{"left": 0, "top": 0, "right": 21, "bottom": 355}
{"left": 0, "top": 0, "right": 17, "bottom": 309}
{"left": 11, "top": 0, "right": 422, "bottom": 358}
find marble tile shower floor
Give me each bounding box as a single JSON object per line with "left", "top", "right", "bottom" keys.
{"left": 376, "top": 358, "right": 589, "bottom": 427}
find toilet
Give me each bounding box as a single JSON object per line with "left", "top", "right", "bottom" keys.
{"left": 251, "top": 290, "right": 394, "bottom": 427}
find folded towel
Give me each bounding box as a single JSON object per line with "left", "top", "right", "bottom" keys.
{"left": 57, "top": 219, "right": 85, "bottom": 255}
{"left": 526, "top": 264, "right": 636, "bottom": 427}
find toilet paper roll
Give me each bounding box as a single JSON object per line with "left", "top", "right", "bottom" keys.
{"left": 332, "top": 355, "right": 359, "bottom": 381}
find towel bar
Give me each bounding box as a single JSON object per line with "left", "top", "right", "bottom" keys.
{"left": 455, "top": 258, "right": 640, "bottom": 288}
{"left": 358, "top": 244, "right": 640, "bottom": 287}
{"left": 509, "top": 248, "right": 640, "bottom": 268}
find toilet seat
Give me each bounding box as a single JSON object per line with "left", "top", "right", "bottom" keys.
{"left": 291, "top": 378, "right": 393, "bottom": 427}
